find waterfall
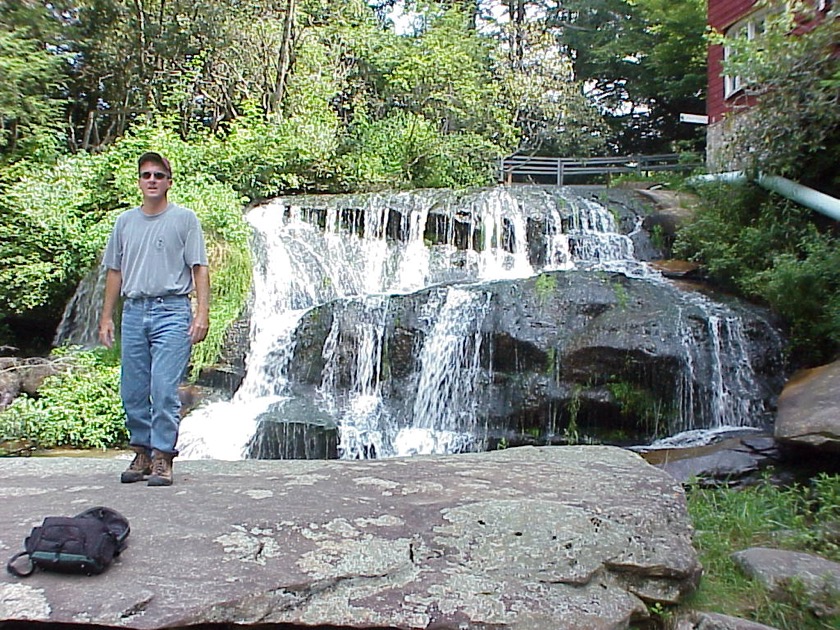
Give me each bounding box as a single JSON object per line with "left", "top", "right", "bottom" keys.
{"left": 54, "top": 265, "right": 107, "bottom": 348}
{"left": 319, "top": 295, "right": 391, "bottom": 460}
{"left": 394, "top": 287, "right": 490, "bottom": 456}
{"left": 672, "top": 291, "right": 779, "bottom": 434}
{"left": 54, "top": 185, "right": 780, "bottom": 460}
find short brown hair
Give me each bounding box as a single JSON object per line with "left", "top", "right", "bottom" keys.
{"left": 138, "top": 152, "right": 172, "bottom": 178}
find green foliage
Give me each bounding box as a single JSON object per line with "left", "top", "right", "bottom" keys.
{"left": 334, "top": 5, "right": 513, "bottom": 187}
{"left": 0, "top": 7, "right": 67, "bottom": 161}
{"left": 675, "top": 182, "right": 840, "bottom": 365}
{"left": 606, "top": 379, "right": 669, "bottom": 438}
{"left": 0, "top": 347, "right": 126, "bottom": 450}
{"left": 545, "top": 347, "right": 556, "bottom": 377}
{"left": 381, "top": 6, "right": 505, "bottom": 138}
{"left": 565, "top": 385, "right": 582, "bottom": 445}
{"left": 339, "top": 110, "right": 499, "bottom": 189}
{"left": 650, "top": 224, "right": 667, "bottom": 251}
{"left": 611, "top": 280, "right": 629, "bottom": 309}
{"left": 685, "top": 474, "right": 840, "bottom": 628}
{"left": 534, "top": 273, "right": 557, "bottom": 305}
{"left": 748, "top": 234, "right": 840, "bottom": 360}
{"left": 0, "top": 153, "right": 115, "bottom": 314}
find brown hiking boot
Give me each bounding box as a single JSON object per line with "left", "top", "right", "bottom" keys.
{"left": 148, "top": 450, "right": 174, "bottom": 487}
{"left": 120, "top": 447, "right": 152, "bottom": 483}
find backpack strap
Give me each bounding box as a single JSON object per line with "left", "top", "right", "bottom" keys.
{"left": 6, "top": 551, "right": 35, "bottom": 578}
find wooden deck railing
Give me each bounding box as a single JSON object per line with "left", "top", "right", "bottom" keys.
{"left": 498, "top": 153, "right": 703, "bottom": 185}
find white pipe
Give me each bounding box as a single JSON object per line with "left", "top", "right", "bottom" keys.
{"left": 688, "top": 171, "right": 747, "bottom": 185}
{"left": 688, "top": 171, "right": 840, "bottom": 222}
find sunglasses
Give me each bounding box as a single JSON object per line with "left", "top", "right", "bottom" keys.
{"left": 139, "top": 171, "right": 169, "bottom": 180}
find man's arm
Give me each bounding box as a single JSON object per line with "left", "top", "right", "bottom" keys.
{"left": 99, "top": 269, "right": 122, "bottom": 348}
{"left": 189, "top": 264, "right": 210, "bottom": 344}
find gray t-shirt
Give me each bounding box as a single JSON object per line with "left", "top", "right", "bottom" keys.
{"left": 102, "top": 203, "right": 208, "bottom": 298}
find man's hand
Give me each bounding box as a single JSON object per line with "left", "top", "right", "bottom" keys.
{"left": 99, "top": 269, "right": 122, "bottom": 349}
{"left": 190, "top": 264, "right": 211, "bottom": 345}
{"left": 189, "top": 314, "right": 209, "bottom": 345}
{"left": 99, "top": 319, "right": 115, "bottom": 348}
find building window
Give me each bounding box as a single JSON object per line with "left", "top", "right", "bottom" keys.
{"left": 723, "top": 10, "right": 769, "bottom": 98}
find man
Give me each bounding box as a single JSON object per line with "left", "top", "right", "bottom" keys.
{"left": 99, "top": 152, "right": 210, "bottom": 486}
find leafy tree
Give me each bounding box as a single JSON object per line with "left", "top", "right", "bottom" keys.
{"left": 334, "top": 3, "right": 515, "bottom": 186}
{"left": 63, "top": 0, "right": 235, "bottom": 147}
{"left": 0, "top": 2, "right": 68, "bottom": 161}
{"left": 547, "top": 0, "right": 706, "bottom": 154}
{"left": 489, "top": 14, "right": 608, "bottom": 155}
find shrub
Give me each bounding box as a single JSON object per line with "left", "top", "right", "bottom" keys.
{"left": 0, "top": 347, "right": 125, "bottom": 450}
{"left": 675, "top": 182, "right": 840, "bottom": 365}
{"left": 337, "top": 110, "right": 499, "bottom": 190}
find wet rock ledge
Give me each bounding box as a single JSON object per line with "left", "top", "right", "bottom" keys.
{"left": 0, "top": 446, "right": 700, "bottom": 629}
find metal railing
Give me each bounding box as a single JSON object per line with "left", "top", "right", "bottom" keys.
{"left": 498, "top": 153, "right": 703, "bottom": 185}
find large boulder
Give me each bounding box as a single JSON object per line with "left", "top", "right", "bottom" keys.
{"left": 281, "top": 270, "right": 785, "bottom": 455}
{"left": 0, "top": 357, "right": 21, "bottom": 410}
{"left": 775, "top": 361, "right": 840, "bottom": 453}
{"left": 0, "top": 446, "right": 700, "bottom": 629}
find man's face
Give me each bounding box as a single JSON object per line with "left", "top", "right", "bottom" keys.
{"left": 138, "top": 161, "right": 172, "bottom": 201}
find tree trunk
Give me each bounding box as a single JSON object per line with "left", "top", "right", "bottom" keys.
{"left": 269, "top": 0, "right": 296, "bottom": 116}
{"left": 507, "top": 0, "right": 526, "bottom": 68}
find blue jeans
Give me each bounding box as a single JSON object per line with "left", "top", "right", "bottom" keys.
{"left": 120, "top": 296, "right": 192, "bottom": 455}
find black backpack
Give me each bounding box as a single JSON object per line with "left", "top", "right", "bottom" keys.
{"left": 6, "top": 506, "right": 130, "bottom": 577}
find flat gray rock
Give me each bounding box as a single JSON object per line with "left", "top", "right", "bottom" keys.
{"left": 0, "top": 446, "right": 700, "bottom": 629}
{"left": 775, "top": 361, "right": 840, "bottom": 452}
{"left": 731, "top": 547, "right": 840, "bottom": 617}
{"left": 674, "top": 610, "right": 780, "bottom": 629}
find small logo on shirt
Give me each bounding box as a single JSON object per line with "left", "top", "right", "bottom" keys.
{"left": 155, "top": 237, "right": 165, "bottom": 249}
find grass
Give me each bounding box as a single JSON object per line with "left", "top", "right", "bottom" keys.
{"left": 673, "top": 473, "right": 840, "bottom": 629}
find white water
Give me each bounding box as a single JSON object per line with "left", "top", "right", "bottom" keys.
{"left": 672, "top": 290, "right": 777, "bottom": 433}
{"left": 178, "top": 186, "right": 637, "bottom": 459}
{"left": 54, "top": 266, "right": 108, "bottom": 348}
{"left": 396, "top": 288, "right": 490, "bottom": 456}
{"left": 53, "top": 186, "right": 774, "bottom": 460}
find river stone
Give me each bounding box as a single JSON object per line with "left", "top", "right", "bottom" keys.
{"left": 674, "top": 611, "right": 781, "bottom": 629}
{"left": 731, "top": 547, "right": 840, "bottom": 617}
{"left": 0, "top": 446, "right": 700, "bottom": 629}
{"left": 775, "top": 360, "right": 840, "bottom": 453}
{"left": 640, "top": 434, "right": 782, "bottom": 487}
{"left": 17, "top": 359, "right": 61, "bottom": 396}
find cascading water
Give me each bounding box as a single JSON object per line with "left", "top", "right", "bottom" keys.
{"left": 55, "top": 185, "right": 782, "bottom": 460}
{"left": 180, "top": 186, "right": 651, "bottom": 458}
{"left": 395, "top": 287, "right": 490, "bottom": 457}
{"left": 673, "top": 292, "right": 778, "bottom": 434}
{"left": 54, "top": 266, "right": 107, "bottom": 348}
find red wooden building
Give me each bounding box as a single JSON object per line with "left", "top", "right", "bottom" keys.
{"left": 707, "top": 0, "right": 759, "bottom": 126}
{"left": 705, "top": 0, "right": 833, "bottom": 168}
